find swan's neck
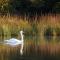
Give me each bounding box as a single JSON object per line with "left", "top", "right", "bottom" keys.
{"left": 20, "top": 33, "right": 24, "bottom": 41}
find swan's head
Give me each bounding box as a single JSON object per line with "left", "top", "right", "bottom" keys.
{"left": 20, "top": 30, "right": 24, "bottom": 34}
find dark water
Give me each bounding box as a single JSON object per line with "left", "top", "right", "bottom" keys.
{"left": 0, "top": 35, "right": 60, "bottom": 60}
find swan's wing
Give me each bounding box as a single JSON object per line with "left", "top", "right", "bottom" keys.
{"left": 9, "top": 38, "right": 17, "bottom": 41}
{"left": 4, "top": 38, "right": 16, "bottom": 42}
{"left": 4, "top": 41, "right": 22, "bottom": 47}
{"left": 4, "top": 38, "right": 23, "bottom": 47}
{"left": 4, "top": 40, "right": 22, "bottom": 46}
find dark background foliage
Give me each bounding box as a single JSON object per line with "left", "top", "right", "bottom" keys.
{"left": 0, "top": 0, "right": 60, "bottom": 15}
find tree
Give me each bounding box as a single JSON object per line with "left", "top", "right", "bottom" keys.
{"left": 0, "top": 0, "right": 9, "bottom": 13}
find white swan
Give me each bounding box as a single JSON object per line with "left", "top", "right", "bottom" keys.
{"left": 4, "top": 30, "right": 24, "bottom": 55}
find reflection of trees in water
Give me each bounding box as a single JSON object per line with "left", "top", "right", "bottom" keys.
{"left": 43, "top": 27, "right": 60, "bottom": 42}
{"left": 55, "top": 27, "right": 60, "bottom": 36}
{"left": 55, "top": 27, "right": 60, "bottom": 42}
{"left": 44, "top": 27, "right": 54, "bottom": 41}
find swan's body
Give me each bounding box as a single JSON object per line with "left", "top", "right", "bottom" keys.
{"left": 4, "top": 31, "right": 24, "bottom": 55}
{"left": 4, "top": 38, "right": 22, "bottom": 46}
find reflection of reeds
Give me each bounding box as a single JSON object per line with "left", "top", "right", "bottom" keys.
{"left": 24, "top": 40, "right": 60, "bottom": 56}
{"left": 0, "top": 40, "right": 60, "bottom": 60}
{"left": 0, "top": 45, "right": 21, "bottom": 60}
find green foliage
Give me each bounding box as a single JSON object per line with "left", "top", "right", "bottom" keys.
{"left": 55, "top": 27, "right": 60, "bottom": 36}
{"left": 0, "top": 0, "right": 9, "bottom": 13}
{"left": 53, "top": 2, "right": 60, "bottom": 13}
{"left": 44, "top": 27, "right": 54, "bottom": 42}
{"left": 44, "top": 27, "right": 53, "bottom": 36}
{"left": 0, "top": 0, "right": 60, "bottom": 13}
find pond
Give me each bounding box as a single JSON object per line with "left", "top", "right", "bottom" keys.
{"left": 0, "top": 34, "right": 60, "bottom": 60}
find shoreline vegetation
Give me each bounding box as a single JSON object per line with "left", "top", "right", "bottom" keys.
{"left": 0, "top": 14, "right": 60, "bottom": 60}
